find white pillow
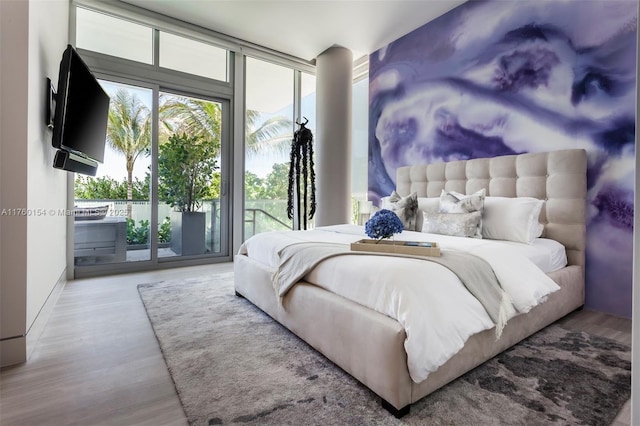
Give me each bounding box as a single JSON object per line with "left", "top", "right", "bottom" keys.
{"left": 380, "top": 196, "right": 393, "bottom": 210}
{"left": 417, "top": 197, "right": 440, "bottom": 213}
{"left": 439, "top": 188, "right": 486, "bottom": 238}
{"left": 414, "top": 197, "right": 439, "bottom": 230}
{"left": 482, "top": 197, "right": 545, "bottom": 244}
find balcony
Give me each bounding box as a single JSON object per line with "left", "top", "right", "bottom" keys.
{"left": 73, "top": 199, "right": 292, "bottom": 265}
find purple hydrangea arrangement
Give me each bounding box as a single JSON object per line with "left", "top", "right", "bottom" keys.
{"left": 365, "top": 209, "right": 404, "bottom": 241}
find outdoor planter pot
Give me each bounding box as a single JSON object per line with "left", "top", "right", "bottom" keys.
{"left": 170, "top": 211, "right": 206, "bottom": 256}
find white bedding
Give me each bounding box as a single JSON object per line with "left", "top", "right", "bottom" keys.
{"left": 239, "top": 224, "right": 562, "bottom": 383}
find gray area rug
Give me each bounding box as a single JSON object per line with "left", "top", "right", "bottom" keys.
{"left": 138, "top": 273, "right": 631, "bottom": 426}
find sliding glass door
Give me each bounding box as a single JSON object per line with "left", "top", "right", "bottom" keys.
{"left": 73, "top": 79, "right": 231, "bottom": 275}
{"left": 73, "top": 80, "right": 153, "bottom": 266}
{"left": 157, "top": 91, "right": 230, "bottom": 260}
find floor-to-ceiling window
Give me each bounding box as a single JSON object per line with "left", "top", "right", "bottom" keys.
{"left": 71, "top": 1, "right": 317, "bottom": 274}
{"left": 243, "top": 57, "right": 316, "bottom": 238}
{"left": 351, "top": 57, "right": 370, "bottom": 224}
{"left": 72, "top": 5, "right": 234, "bottom": 276}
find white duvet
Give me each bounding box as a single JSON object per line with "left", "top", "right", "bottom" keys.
{"left": 239, "top": 225, "right": 561, "bottom": 383}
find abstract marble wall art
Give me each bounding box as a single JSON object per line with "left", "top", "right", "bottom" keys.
{"left": 369, "top": 0, "right": 637, "bottom": 316}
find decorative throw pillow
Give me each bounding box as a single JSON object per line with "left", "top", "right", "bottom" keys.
{"left": 482, "top": 197, "right": 545, "bottom": 244}
{"left": 421, "top": 211, "right": 483, "bottom": 238}
{"left": 387, "top": 191, "right": 419, "bottom": 231}
{"left": 438, "top": 188, "right": 486, "bottom": 238}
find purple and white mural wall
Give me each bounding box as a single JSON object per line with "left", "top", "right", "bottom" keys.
{"left": 368, "top": 0, "right": 637, "bottom": 317}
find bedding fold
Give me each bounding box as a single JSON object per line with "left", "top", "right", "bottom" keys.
{"left": 275, "top": 242, "right": 514, "bottom": 338}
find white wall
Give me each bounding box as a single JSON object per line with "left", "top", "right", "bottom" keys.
{"left": 315, "top": 46, "right": 353, "bottom": 226}
{"left": 0, "top": 0, "right": 30, "bottom": 366}
{"left": 0, "top": 0, "right": 69, "bottom": 367}
{"left": 26, "top": 0, "right": 69, "bottom": 329}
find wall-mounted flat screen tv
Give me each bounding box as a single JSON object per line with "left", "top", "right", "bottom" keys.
{"left": 52, "top": 44, "right": 110, "bottom": 165}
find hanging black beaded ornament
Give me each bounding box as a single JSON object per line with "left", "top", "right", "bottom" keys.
{"left": 287, "top": 117, "right": 316, "bottom": 230}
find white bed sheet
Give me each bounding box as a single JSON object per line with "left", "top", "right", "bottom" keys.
{"left": 242, "top": 224, "right": 567, "bottom": 273}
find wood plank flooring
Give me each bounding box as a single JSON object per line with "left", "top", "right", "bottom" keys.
{"left": 0, "top": 263, "right": 632, "bottom": 425}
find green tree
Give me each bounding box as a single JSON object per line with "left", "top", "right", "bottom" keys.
{"left": 159, "top": 95, "right": 222, "bottom": 152}
{"left": 244, "top": 171, "right": 264, "bottom": 201}
{"left": 106, "top": 89, "right": 151, "bottom": 217}
{"left": 262, "top": 162, "right": 289, "bottom": 200}
{"left": 160, "top": 94, "right": 292, "bottom": 157}
{"left": 207, "top": 171, "right": 221, "bottom": 200}
{"left": 75, "top": 175, "right": 150, "bottom": 200}
{"left": 75, "top": 176, "right": 126, "bottom": 200}
{"left": 158, "top": 133, "right": 218, "bottom": 212}
{"left": 132, "top": 173, "right": 151, "bottom": 200}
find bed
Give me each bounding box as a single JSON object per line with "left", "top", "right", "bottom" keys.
{"left": 233, "top": 149, "right": 587, "bottom": 417}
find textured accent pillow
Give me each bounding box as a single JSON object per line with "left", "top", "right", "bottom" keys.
{"left": 387, "top": 191, "right": 419, "bottom": 231}
{"left": 421, "top": 211, "right": 483, "bottom": 238}
{"left": 482, "top": 197, "right": 545, "bottom": 244}
{"left": 439, "top": 188, "right": 486, "bottom": 238}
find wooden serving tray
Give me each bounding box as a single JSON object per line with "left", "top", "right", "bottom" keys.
{"left": 350, "top": 239, "right": 441, "bottom": 257}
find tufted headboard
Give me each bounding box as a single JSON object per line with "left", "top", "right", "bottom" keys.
{"left": 395, "top": 149, "right": 587, "bottom": 267}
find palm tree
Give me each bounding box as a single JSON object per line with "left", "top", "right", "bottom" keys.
{"left": 159, "top": 95, "right": 294, "bottom": 215}
{"left": 159, "top": 95, "right": 221, "bottom": 150}
{"left": 159, "top": 94, "right": 293, "bottom": 157}
{"left": 106, "top": 89, "right": 151, "bottom": 218}
{"left": 245, "top": 110, "right": 293, "bottom": 156}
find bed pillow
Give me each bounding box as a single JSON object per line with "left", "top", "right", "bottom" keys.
{"left": 482, "top": 197, "right": 545, "bottom": 244}
{"left": 380, "top": 195, "right": 393, "bottom": 210}
{"left": 387, "top": 191, "right": 419, "bottom": 231}
{"left": 421, "top": 211, "right": 482, "bottom": 238}
{"left": 439, "top": 188, "right": 486, "bottom": 238}
{"left": 417, "top": 197, "right": 440, "bottom": 213}
{"left": 414, "top": 197, "right": 439, "bottom": 230}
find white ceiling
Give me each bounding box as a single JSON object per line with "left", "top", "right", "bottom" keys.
{"left": 120, "top": 0, "right": 467, "bottom": 61}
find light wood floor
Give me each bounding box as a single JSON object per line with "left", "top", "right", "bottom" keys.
{"left": 0, "top": 263, "right": 632, "bottom": 425}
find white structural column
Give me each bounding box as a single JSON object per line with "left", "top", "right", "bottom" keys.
{"left": 314, "top": 45, "right": 353, "bottom": 226}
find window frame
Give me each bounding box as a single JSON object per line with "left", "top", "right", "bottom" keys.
{"left": 69, "top": 0, "right": 318, "bottom": 277}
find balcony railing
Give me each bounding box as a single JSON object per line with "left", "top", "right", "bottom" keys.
{"left": 244, "top": 208, "right": 291, "bottom": 239}
{"left": 74, "top": 199, "right": 293, "bottom": 246}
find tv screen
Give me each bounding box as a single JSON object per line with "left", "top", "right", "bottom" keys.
{"left": 52, "top": 45, "right": 110, "bottom": 163}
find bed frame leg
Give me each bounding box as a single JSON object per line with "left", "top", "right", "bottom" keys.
{"left": 235, "top": 291, "right": 245, "bottom": 299}
{"left": 381, "top": 399, "right": 410, "bottom": 418}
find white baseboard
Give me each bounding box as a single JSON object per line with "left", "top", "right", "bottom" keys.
{"left": 25, "top": 268, "right": 67, "bottom": 360}
{"left": 0, "top": 336, "right": 26, "bottom": 368}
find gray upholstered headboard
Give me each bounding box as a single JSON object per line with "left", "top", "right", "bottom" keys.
{"left": 395, "top": 149, "right": 587, "bottom": 267}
